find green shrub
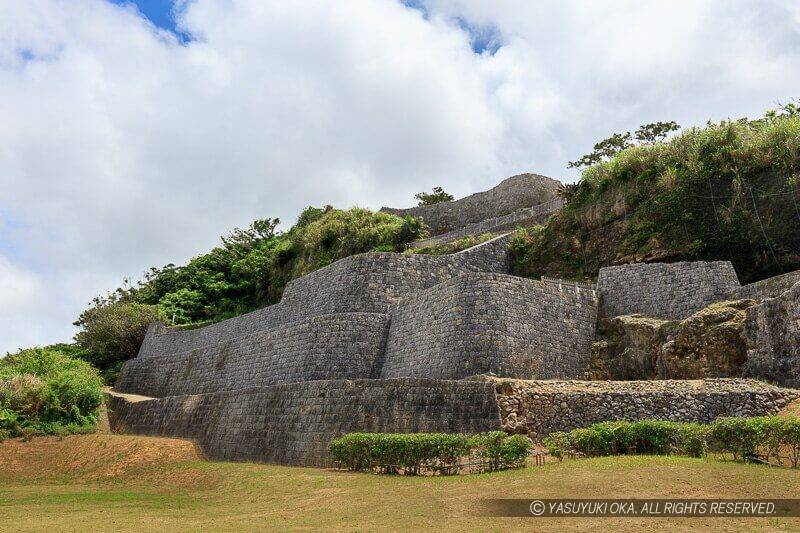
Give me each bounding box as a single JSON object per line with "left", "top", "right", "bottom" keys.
{"left": 783, "top": 418, "right": 800, "bottom": 468}
{"left": 0, "top": 347, "right": 104, "bottom": 438}
{"left": 546, "top": 416, "right": 800, "bottom": 466}
{"left": 542, "top": 431, "right": 570, "bottom": 461}
{"left": 709, "top": 417, "right": 762, "bottom": 461}
{"left": 674, "top": 423, "right": 710, "bottom": 458}
{"left": 329, "top": 432, "right": 530, "bottom": 475}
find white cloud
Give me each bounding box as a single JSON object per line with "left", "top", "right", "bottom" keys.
{"left": 1, "top": 0, "right": 799, "bottom": 353}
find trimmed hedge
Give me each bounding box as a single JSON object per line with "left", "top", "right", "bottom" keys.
{"left": 542, "top": 417, "right": 800, "bottom": 467}
{"left": 329, "top": 431, "right": 532, "bottom": 475}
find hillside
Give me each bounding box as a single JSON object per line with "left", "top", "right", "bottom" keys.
{"left": 510, "top": 111, "right": 800, "bottom": 283}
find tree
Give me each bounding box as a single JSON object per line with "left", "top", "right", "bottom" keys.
{"left": 220, "top": 217, "right": 280, "bottom": 256}
{"left": 415, "top": 187, "right": 454, "bottom": 206}
{"left": 158, "top": 288, "right": 205, "bottom": 325}
{"left": 635, "top": 121, "right": 679, "bottom": 144}
{"left": 74, "top": 301, "right": 164, "bottom": 372}
{"left": 568, "top": 132, "right": 632, "bottom": 168}
{"left": 568, "top": 122, "right": 680, "bottom": 169}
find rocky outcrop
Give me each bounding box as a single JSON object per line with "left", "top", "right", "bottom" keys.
{"left": 743, "top": 282, "right": 800, "bottom": 388}
{"left": 492, "top": 378, "right": 799, "bottom": 438}
{"left": 590, "top": 299, "right": 756, "bottom": 380}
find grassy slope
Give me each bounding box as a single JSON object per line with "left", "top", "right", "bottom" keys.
{"left": 1, "top": 435, "right": 799, "bottom": 532}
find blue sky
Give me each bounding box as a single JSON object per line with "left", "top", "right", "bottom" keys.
{"left": 109, "top": 0, "right": 178, "bottom": 32}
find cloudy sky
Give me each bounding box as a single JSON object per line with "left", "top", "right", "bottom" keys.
{"left": 2, "top": 0, "right": 800, "bottom": 353}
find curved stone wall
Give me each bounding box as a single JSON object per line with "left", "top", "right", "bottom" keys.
{"left": 408, "top": 197, "right": 565, "bottom": 249}
{"left": 108, "top": 379, "right": 502, "bottom": 466}
{"left": 381, "top": 273, "right": 597, "bottom": 380}
{"left": 382, "top": 173, "right": 560, "bottom": 235}
{"left": 493, "top": 378, "right": 800, "bottom": 437}
{"left": 117, "top": 313, "right": 389, "bottom": 398}
{"left": 597, "top": 261, "right": 741, "bottom": 319}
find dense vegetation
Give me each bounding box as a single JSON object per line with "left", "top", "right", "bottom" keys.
{"left": 0, "top": 346, "right": 104, "bottom": 440}
{"left": 329, "top": 431, "right": 531, "bottom": 475}
{"left": 72, "top": 207, "right": 425, "bottom": 377}
{"left": 542, "top": 416, "right": 800, "bottom": 467}
{"left": 513, "top": 106, "right": 800, "bottom": 283}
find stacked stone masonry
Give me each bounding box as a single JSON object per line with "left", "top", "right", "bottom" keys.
{"left": 138, "top": 251, "right": 512, "bottom": 360}
{"left": 733, "top": 269, "right": 800, "bottom": 301}
{"left": 381, "top": 173, "right": 560, "bottom": 236}
{"left": 409, "top": 197, "right": 564, "bottom": 249}
{"left": 493, "top": 378, "right": 800, "bottom": 438}
{"left": 108, "top": 379, "right": 502, "bottom": 466}
{"left": 381, "top": 273, "right": 597, "bottom": 380}
{"left": 597, "top": 261, "right": 741, "bottom": 319}
{"left": 112, "top": 174, "right": 800, "bottom": 467}
{"left": 117, "top": 313, "right": 390, "bottom": 398}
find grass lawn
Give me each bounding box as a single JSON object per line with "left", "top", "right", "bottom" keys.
{"left": 0, "top": 434, "right": 799, "bottom": 532}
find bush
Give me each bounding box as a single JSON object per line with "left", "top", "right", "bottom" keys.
{"left": 74, "top": 301, "right": 164, "bottom": 376}
{"left": 0, "top": 347, "right": 104, "bottom": 438}
{"left": 709, "top": 416, "right": 762, "bottom": 461}
{"left": 542, "top": 431, "right": 570, "bottom": 461}
{"left": 546, "top": 416, "right": 800, "bottom": 466}
{"left": 329, "top": 432, "right": 530, "bottom": 475}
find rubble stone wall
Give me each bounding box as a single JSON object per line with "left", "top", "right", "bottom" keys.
{"left": 492, "top": 378, "right": 800, "bottom": 437}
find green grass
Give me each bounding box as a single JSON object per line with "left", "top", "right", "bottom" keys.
{"left": 1, "top": 435, "right": 800, "bottom": 532}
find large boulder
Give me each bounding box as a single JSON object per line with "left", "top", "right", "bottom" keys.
{"left": 590, "top": 299, "right": 755, "bottom": 380}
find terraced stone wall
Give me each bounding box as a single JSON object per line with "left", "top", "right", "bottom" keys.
{"left": 107, "top": 378, "right": 502, "bottom": 466}
{"left": 381, "top": 273, "right": 597, "bottom": 380}
{"left": 138, "top": 250, "right": 511, "bottom": 360}
{"left": 116, "top": 313, "right": 390, "bottom": 398}
{"left": 382, "top": 173, "right": 560, "bottom": 235}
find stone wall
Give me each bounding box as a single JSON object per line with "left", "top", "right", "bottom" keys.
{"left": 492, "top": 378, "right": 800, "bottom": 438}
{"left": 409, "top": 197, "right": 564, "bottom": 249}
{"left": 381, "top": 273, "right": 597, "bottom": 380}
{"left": 108, "top": 379, "right": 502, "bottom": 466}
{"left": 597, "top": 261, "right": 741, "bottom": 319}
{"left": 742, "top": 281, "right": 800, "bottom": 388}
{"left": 732, "top": 269, "right": 800, "bottom": 300}
{"left": 138, "top": 250, "right": 511, "bottom": 360}
{"left": 382, "top": 173, "right": 560, "bottom": 235}
{"left": 116, "top": 313, "right": 390, "bottom": 398}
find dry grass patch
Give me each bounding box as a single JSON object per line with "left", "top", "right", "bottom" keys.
{"left": 1, "top": 435, "right": 800, "bottom": 532}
